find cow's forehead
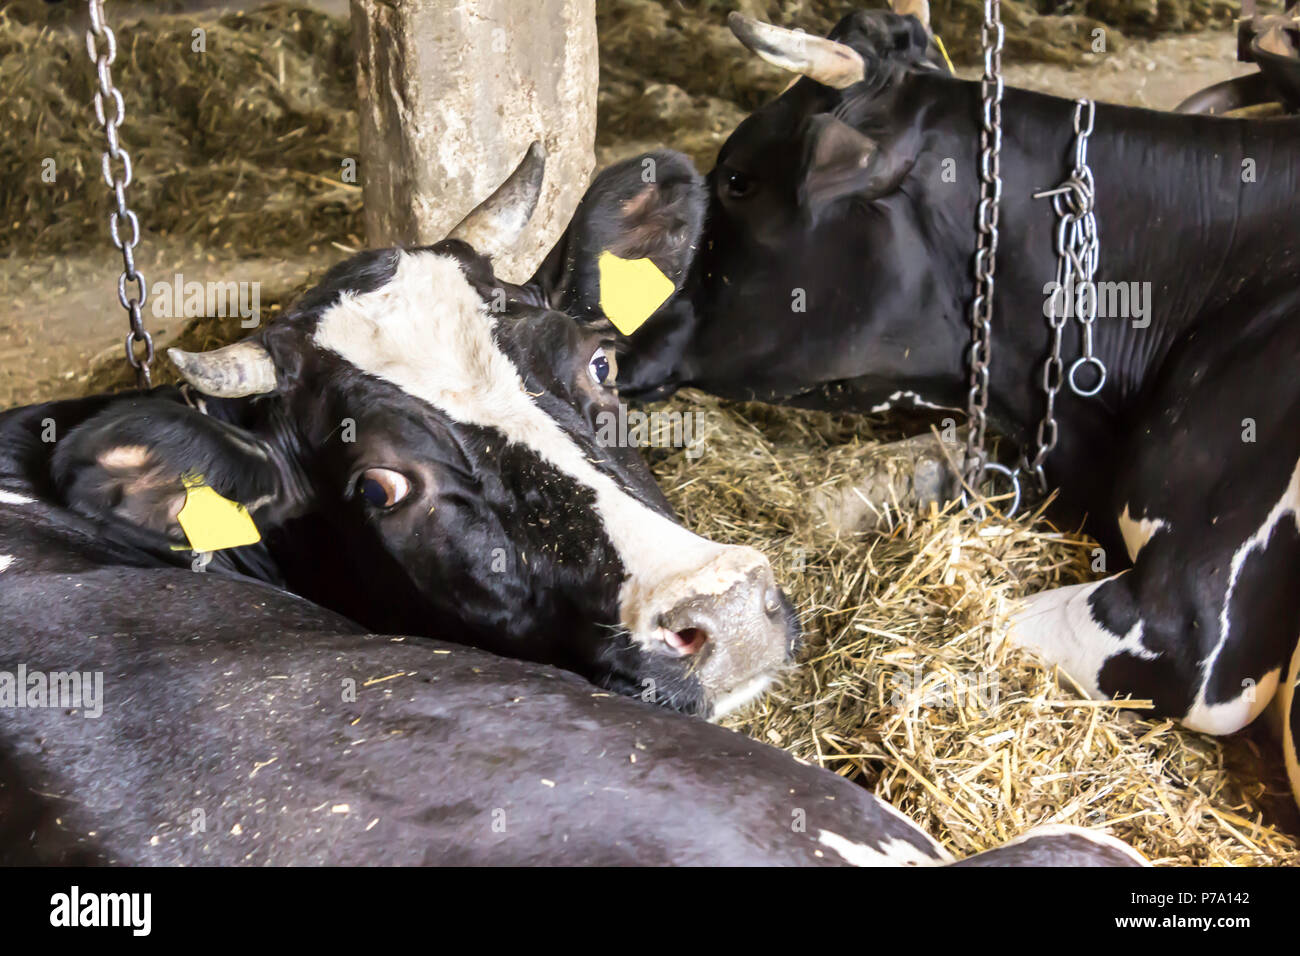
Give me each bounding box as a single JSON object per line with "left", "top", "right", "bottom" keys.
{"left": 313, "top": 251, "right": 520, "bottom": 426}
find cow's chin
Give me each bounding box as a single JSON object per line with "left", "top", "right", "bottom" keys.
{"left": 707, "top": 673, "right": 778, "bottom": 721}
{"left": 595, "top": 654, "right": 787, "bottom": 720}
{"left": 596, "top": 660, "right": 710, "bottom": 717}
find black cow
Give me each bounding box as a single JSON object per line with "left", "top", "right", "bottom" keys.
{"left": 0, "top": 492, "right": 1143, "bottom": 865}
{"left": 4, "top": 146, "right": 794, "bottom": 720}
{"left": 592, "top": 9, "right": 1300, "bottom": 804}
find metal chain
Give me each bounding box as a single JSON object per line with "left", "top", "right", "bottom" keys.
{"left": 1024, "top": 99, "right": 1103, "bottom": 491}
{"left": 964, "top": 0, "right": 1004, "bottom": 491}
{"left": 86, "top": 0, "right": 153, "bottom": 388}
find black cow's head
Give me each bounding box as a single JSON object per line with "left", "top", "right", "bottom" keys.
{"left": 606, "top": 8, "right": 973, "bottom": 410}
{"left": 53, "top": 147, "right": 796, "bottom": 717}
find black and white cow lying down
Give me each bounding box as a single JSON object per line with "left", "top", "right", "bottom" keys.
{"left": 25, "top": 147, "right": 797, "bottom": 722}
{"left": 595, "top": 8, "right": 1300, "bottom": 806}
{"left": 0, "top": 147, "right": 1144, "bottom": 865}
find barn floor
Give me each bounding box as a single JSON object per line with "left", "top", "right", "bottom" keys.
{"left": 3, "top": 1, "right": 1296, "bottom": 864}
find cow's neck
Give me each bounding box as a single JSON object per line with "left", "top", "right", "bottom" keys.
{"left": 944, "top": 78, "right": 1300, "bottom": 507}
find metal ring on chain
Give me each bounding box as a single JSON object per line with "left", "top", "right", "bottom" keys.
{"left": 960, "top": 461, "right": 1023, "bottom": 517}
{"left": 1021, "top": 97, "right": 1103, "bottom": 489}
{"left": 1068, "top": 355, "right": 1106, "bottom": 396}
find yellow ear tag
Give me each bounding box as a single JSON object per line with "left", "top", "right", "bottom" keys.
{"left": 597, "top": 251, "right": 676, "bottom": 336}
{"left": 176, "top": 475, "right": 261, "bottom": 553}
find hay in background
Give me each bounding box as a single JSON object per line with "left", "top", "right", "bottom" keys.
{"left": 646, "top": 390, "right": 1299, "bottom": 865}
{"left": 0, "top": 2, "right": 361, "bottom": 259}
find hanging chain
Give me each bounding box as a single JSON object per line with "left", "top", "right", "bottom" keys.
{"left": 1024, "top": 99, "right": 1103, "bottom": 491}
{"left": 964, "top": 0, "right": 1004, "bottom": 491}
{"left": 86, "top": 0, "right": 153, "bottom": 388}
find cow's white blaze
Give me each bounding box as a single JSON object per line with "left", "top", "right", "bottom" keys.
{"left": 311, "top": 252, "right": 770, "bottom": 665}
{"left": 1117, "top": 504, "right": 1167, "bottom": 562}
{"left": 0, "top": 556, "right": 12, "bottom": 572}
{"left": 1010, "top": 578, "right": 1156, "bottom": 700}
{"left": 0, "top": 490, "right": 34, "bottom": 506}
{"left": 816, "top": 828, "right": 945, "bottom": 866}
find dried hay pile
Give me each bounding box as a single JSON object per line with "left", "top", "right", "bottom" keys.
{"left": 0, "top": 2, "right": 362, "bottom": 259}
{"left": 11, "top": 1, "right": 1295, "bottom": 865}
{"left": 642, "top": 391, "right": 1300, "bottom": 865}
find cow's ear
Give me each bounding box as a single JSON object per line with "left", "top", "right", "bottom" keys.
{"left": 530, "top": 150, "right": 706, "bottom": 336}
{"left": 52, "top": 396, "right": 304, "bottom": 552}
{"left": 798, "top": 114, "right": 912, "bottom": 221}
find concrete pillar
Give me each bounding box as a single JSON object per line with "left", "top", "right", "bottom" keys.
{"left": 350, "top": 0, "right": 598, "bottom": 282}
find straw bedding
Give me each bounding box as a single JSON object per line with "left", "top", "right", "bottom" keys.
{"left": 7, "top": 1, "right": 1295, "bottom": 864}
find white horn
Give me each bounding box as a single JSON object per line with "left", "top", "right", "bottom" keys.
{"left": 727, "top": 12, "right": 866, "bottom": 90}
{"left": 447, "top": 140, "right": 547, "bottom": 259}
{"left": 168, "top": 342, "right": 277, "bottom": 398}
{"left": 891, "top": 0, "right": 931, "bottom": 30}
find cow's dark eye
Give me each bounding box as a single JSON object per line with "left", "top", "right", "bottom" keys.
{"left": 722, "top": 169, "right": 753, "bottom": 200}
{"left": 587, "top": 346, "right": 618, "bottom": 387}
{"left": 356, "top": 468, "right": 411, "bottom": 509}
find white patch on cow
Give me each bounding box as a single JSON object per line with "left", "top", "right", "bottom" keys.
{"left": 816, "top": 829, "right": 944, "bottom": 867}
{"left": 1009, "top": 578, "right": 1157, "bottom": 700}
{"left": 311, "top": 252, "right": 777, "bottom": 687}
{"left": 0, "top": 490, "right": 34, "bottom": 506}
{"left": 868, "top": 799, "right": 954, "bottom": 862}
{"left": 0, "top": 555, "right": 12, "bottom": 572}
{"left": 868, "top": 390, "right": 959, "bottom": 415}
{"left": 1117, "top": 504, "right": 1167, "bottom": 562}
{"left": 709, "top": 673, "right": 773, "bottom": 719}
{"left": 1186, "top": 667, "right": 1280, "bottom": 736}
{"left": 1185, "top": 456, "right": 1300, "bottom": 734}
{"left": 966, "top": 824, "right": 1149, "bottom": 866}
{"left": 1283, "top": 641, "right": 1300, "bottom": 808}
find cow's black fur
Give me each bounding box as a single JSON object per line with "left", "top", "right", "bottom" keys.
{"left": 0, "top": 489, "right": 921, "bottom": 865}
{"left": 0, "top": 490, "right": 1145, "bottom": 864}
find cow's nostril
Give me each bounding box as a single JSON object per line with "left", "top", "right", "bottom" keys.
{"left": 763, "top": 586, "right": 782, "bottom": 616}
{"left": 662, "top": 626, "right": 708, "bottom": 656}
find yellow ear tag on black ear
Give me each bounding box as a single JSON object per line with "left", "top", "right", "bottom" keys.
{"left": 597, "top": 251, "right": 675, "bottom": 336}
{"left": 176, "top": 474, "right": 260, "bottom": 553}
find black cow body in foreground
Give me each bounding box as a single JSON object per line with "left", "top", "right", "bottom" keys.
{"left": 0, "top": 135, "right": 1144, "bottom": 866}
{"left": 0, "top": 480, "right": 1141, "bottom": 865}
{"left": 601, "top": 9, "right": 1300, "bottom": 807}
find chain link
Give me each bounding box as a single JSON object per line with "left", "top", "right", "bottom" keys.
{"left": 1024, "top": 98, "right": 1103, "bottom": 491}
{"left": 86, "top": 0, "right": 153, "bottom": 388}
{"left": 964, "top": 0, "right": 1005, "bottom": 491}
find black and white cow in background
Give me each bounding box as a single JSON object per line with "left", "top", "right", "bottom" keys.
{"left": 588, "top": 9, "right": 1300, "bottom": 804}
{"left": 0, "top": 144, "right": 1145, "bottom": 866}
{"left": 7, "top": 146, "right": 794, "bottom": 720}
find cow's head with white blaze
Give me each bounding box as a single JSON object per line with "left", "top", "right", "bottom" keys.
{"left": 54, "top": 145, "right": 796, "bottom": 716}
